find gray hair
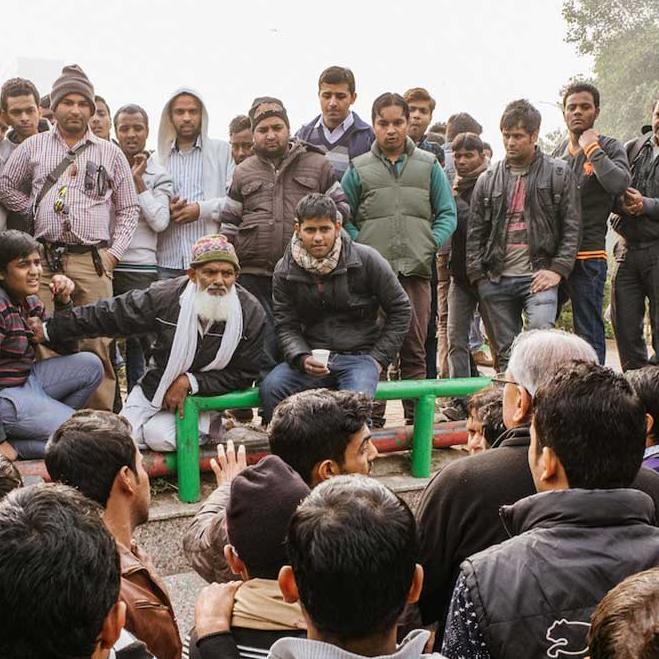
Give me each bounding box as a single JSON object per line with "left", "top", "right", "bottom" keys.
{"left": 508, "top": 329, "right": 597, "bottom": 395}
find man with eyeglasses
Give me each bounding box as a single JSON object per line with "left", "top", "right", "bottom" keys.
{"left": 416, "top": 329, "right": 659, "bottom": 650}
{"left": 0, "top": 64, "right": 139, "bottom": 412}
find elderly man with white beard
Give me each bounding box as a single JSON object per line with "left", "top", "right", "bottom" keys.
{"left": 30, "top": 234, "right": 266, "bottom": 451}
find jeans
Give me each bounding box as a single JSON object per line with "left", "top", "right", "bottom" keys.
{"left": 559, "top": 259, "right": 607, "bottom": 364}
{"left": 611, "top": 242, "right": 659, "bottom": 370}
{"left": 238, "top": 273, "right": 278, "bottom": 375}
{"left": 0, "top": 353, "right": 104, "bottom": 458}
{"left": 260, "top": 353, "right": 380, "bottom": 423}
{"left": 469, "top": 313, "right": 484, "bottom": 352}
{"left": 478, "top": 275, "right": 558, "bottom": 370}
{"left": 448, "top": 280, "right": 480, "bottom": 378}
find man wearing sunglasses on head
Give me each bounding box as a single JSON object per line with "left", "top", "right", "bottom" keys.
{"left": 0, "top": 64, "right": 139, "bottom": 412}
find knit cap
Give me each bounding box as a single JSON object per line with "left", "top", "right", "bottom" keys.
{"left": 226, "top": 455, "right": 310, "bottom": 576}
{"left": 190, "top": 234, "right": 240, "bottom": 271}
{"left": 50, "top": 65, "right": 96, "bottom": 114}
{"left": 249, "top": 96, "right": 290, "bottom": 130}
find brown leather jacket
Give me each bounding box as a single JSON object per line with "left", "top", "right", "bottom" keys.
{"left": 220, "top": 139, "right": 350, "bottom": 277}
{"left": 119, "top": 540, "right": 182, "bottom": 659}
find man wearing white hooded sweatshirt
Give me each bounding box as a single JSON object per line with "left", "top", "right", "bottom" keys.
{"left": 157, "top": 89, "right": 234, "bottom": 277}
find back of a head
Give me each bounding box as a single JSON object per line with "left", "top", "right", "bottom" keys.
{"left": 0, "top": 483, "right": 120, "bottom": 658}
{"left": 45, "top": 410, "right": 136, "bottom": 506}
{"left": 269, "top": 389, "right": 371, "bottom": 485}
{"left": 533, "top": 361, "right": 646, "bottom": 489}
{"left": 588, "top": 567, "right": 659, "bottom": 659}
{"left": 625, "top": 367, "right": 659, "bottom": 440}
{"left": 226, "top": 455, "right": 310, "bottom": 579}
{"left": 446, "top": 112, "right": 482, "bottom": 141}
{"left": 508, "top": 329, "right": 598, "bottom": 395}
{"left": 287, "top": 475, "right": 417, "bottom": 641}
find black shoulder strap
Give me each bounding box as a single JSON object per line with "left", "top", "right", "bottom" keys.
{"left": 32, "top": 140, "right": 91, "bottom": 216}
{"left": 627, "top": 132, "right": 653, "bottom": 167}
{"left": 551, "top": 162, "right": 566, "bottom": 207}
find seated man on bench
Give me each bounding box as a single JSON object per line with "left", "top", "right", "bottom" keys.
{"left": 260, "top": 193, "right": 411, "bottom": 424}
{"left": 31, "top": 234, "right": 265, "bottom": 451}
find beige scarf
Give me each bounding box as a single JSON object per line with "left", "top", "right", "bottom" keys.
{"left": 231, "top": 578, "right": 306, "bottom": 631}
{"left": 291, "top": 232, "right": 342, "bottom": 276}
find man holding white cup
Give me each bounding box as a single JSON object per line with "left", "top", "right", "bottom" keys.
{"left": 259, "top": 193, "right": 411, "bottom": 424}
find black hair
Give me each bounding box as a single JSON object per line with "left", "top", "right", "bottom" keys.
{"left": 625, "top": 366, "right": 659, "bottom": 445}
{"left": 269, "top": 389, "right": 371, "bottom": 485}
{"left": 0, "top": 455, "right": 22, "bottom": 500}
{"left": 482, "top": 141, "right": 493, "bottom": 153}
{"left": 429, "top": 121, "right": 446, "bottom": 135}
{"left": 113, "top": 103, "right": 149, "bottom": 129}
{"left": 39, "top": 94, "right": 51, "bottom": 109}
{"left": 533, "top": 361, "right": 646, "bottom": 489}
{"left": 94, "top": 95, "right": 110, "bottom": 116}
{"left": 500, "top": 99, "right": 542, "bottom": 135}
{"left": 45, "top": 411, "right": 138, "bottom": 507}
{"left": 229, "top": 114, "right": 251, "bottom": 135}
{"left": 446, "top": 113, "right": 482, "bottom": 141}
{"left": 451, "top": 131, "right": 484, "bottom": 154}
{"left": 562, "top": 81, "right": 601, "bottom": 109}
{"left": 318, "top": 66, "right": 356, "bottom": 95}
{"left": 287, "top": 475, "right": 417, "bottom": 641}
{"left": 0, "top": 483, "right": 120, "bottom": 658}
{"left": 467, "top": 387, "right": 505, "bottom": 448}
{"left": 371, "top": 92, "right": 409, "bottom": 124}
{"left": 1, "top": 78, "right": 40, "bottom": 113}
{"left": 295, "top": 193, "right": 339, "bottom": 224}
{"left": 0, "top": 230, "right": 41, "bottom": 272}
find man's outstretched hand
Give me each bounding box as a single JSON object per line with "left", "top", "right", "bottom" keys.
{"left": 27, "top": 317, "right": 46, "bottom": 344}
{"left": 49, "top": 274, "right": 75, "bottom": 305}
{"left": 210, "top": 439, "right": 247, "bottom": 487}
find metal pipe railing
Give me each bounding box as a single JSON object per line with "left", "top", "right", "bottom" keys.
{"left": 175, "top": 377, "right": 490, "bottom": 503}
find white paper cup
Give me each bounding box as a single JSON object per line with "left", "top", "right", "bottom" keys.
{"left": 311, "top": 349, "right": 330, "bottom": 367}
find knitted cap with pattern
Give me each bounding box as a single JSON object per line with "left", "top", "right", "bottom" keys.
{"left": 190, "top": 234, "right": 240, "bottom": 271}
{"left": 50, "top": 65, "right": 96, "bottom": 114}
{"left": 249, "top": 96, "right": 290, "bottom": 130}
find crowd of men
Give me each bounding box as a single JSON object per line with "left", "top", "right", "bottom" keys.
{"left": 0, "top": 62, "right": 658, "bottom": 658}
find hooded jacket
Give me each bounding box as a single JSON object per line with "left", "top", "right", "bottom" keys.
{"left": 157, "top": 88, "right": 234, "bottom": 265}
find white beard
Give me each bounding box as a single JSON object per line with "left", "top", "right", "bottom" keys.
{"left": 193, "top": 287, "right": 233, "bottom": 324}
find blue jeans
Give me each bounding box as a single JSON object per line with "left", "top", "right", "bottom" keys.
{"left": 559, "top": 259, "right": 607, "bottom": 364}
{"left": 260, "top": 353, "right": 380, "bottom": 423}
{"left": 478, "top": 275, "right": 558, "bottom": 370}
{"left": 0, "top": 353, "right": 104, "bottom": 458}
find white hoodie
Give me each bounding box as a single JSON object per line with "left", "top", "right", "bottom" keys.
{"left": 157, "top": 87, "right": 234, "bottom": 267}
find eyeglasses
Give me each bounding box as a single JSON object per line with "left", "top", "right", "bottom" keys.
{"left": 53, "top": 185, "right": 68, "bottom": 213}
{"left": 491, "top": 373, "right": 518, "bottom": 387}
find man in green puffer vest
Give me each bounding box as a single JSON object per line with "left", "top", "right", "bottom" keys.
{"left": 341, "top": 92, "right": 456, "bottom": 422}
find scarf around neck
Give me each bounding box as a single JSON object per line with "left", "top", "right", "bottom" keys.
{"left": 291, "top": 231, "right": 342, "bottom": 276}
{"left": 453, "top": 160, "right": 488, "bottom": 197}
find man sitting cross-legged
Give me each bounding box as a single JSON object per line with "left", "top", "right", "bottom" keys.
{"left": 45, "top": 410, "right": 182, "bottom": 659}
{"left": 0, "top": 229, "right": 103, "bottom": 460}
{"left": 260, "top": 192, "right": 411, "bottom": 424}
{"left": 183, "top": 388, "right": 378, "bottom": 584}
{"left": 31, "top": 234, "right": 265, "bottom": 451}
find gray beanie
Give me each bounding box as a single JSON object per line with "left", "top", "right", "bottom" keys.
{"left": 50, "top": 65, "right": 96, "bottom": 114}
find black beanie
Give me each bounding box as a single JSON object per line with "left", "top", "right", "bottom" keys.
{"left": 226, "top": 455, "right": 309, "bottom": 576}
{"left": 248, "top": 96, "right": 290, "bottom": 131}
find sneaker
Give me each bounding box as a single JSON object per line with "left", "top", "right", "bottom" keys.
{"left": 471, "top": 348, "right": 494, "bottom": 368}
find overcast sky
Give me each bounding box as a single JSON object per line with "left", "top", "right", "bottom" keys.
{"left": 1, "top": 0, "right": 590, "bottom": 155}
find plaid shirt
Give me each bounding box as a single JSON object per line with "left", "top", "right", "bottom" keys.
{"left": 0, "top": 128, "right": 139, "bottom": 260}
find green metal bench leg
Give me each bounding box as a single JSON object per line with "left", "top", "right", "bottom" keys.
{"left": 411, "top": 394, "right": 436, "bottom": 478}
{"left": 176, "top": 397, "right": 201, "bottom": 503}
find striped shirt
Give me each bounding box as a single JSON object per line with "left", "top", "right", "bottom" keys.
{"left": 0, "top": 287, "right": 47, "bottom": 388}
{"left": 157, "top": 137, "right": 206, "bottom": 269}
{"left": 0, "top": 128, "right": 139, "bottom": 260}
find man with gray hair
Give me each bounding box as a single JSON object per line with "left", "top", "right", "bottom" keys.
{"left": 415, "top": 329, "right": 659, "bottom": 649}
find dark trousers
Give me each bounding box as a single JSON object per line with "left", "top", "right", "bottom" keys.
{"left": 238, "top": 273, "right": 279, "bottom": 375}
{"left": 559, "top": 259, "right": 608, "bottom": 364}
{"left": 611, "top": 242, "right": 659, "bottom": 371}
{"left": 113, "top": 270, "right": 158, "bottom": 391}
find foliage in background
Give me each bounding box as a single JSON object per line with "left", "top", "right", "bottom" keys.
{"left": 562, "top": 0, "right": 659, "bottom": 141}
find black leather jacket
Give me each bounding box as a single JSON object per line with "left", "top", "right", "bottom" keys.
{"left": 272, "top": 237, "right": 411, "bottom": 369}
{"left": 466, "top": 151, "right": 581, "bottom": 284}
